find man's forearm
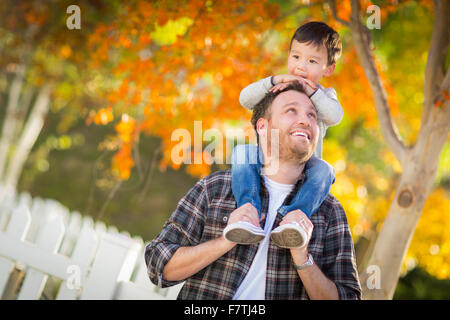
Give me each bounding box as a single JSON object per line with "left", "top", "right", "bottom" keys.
{"left": 162, "top": 236, "right": 236, "bottom": 282}
{"left": 292, "top": 250, "right": 339, "bottom": 300}
{"left": 297, "top": 263, "right": 339, "bottom": 300}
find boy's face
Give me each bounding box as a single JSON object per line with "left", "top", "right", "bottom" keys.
{"left": 287, "top": 40, "right": 335, "bottom": 84}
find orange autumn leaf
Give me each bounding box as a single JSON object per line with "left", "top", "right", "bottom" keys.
{"left": 112, "top": 147, "right": 134, "bottom": 180}
{"left": 114, "top": 115, "right": 136, "bottom": 143}
{"left": 93, "top": 106, "right": 114, "bottom": 125}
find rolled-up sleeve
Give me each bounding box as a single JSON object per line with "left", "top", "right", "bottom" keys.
{"left": 321, "top": 200, "right": 362, "bottom": 300}
{"left": 145, "top": 178, "right": 208, "bottom": 288}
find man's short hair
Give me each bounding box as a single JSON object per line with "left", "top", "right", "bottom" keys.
{"left": 251, "top": 81, "right": 309, "bottom": 143}
{"left": 289, "top": 21, "right": 342, "bottom": 66}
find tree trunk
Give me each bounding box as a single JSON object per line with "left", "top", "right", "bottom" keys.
{"left": 3, "top": 84, "right": 52, "bottom": 190}
{"left": 359, "top": 106, "right": 450, "bottom": 299}
{"left": 0, "top": 65, "right": 26, "bottom": 181}
{"left": 345, "top": 0, "right": 450, "bottom": 299}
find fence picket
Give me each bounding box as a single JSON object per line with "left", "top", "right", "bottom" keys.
{"left": 0, "top": 204, "right": 31, "bottom": 296}
{"left": 59, "top": 211, "right": 82, "bottom": 256}
{"left": 133, "top": 245, "right": 157, "bottom": 290}
{"left": 26, "top": 197, "right": 45, "bottom": 243}
{"left": 112, "top": 245, "right": 165, "bottom": 300}
{"left": 81, "top": 233, "right": 142, "bottom": 299}
{"left": 166, "top": 283, "right": 184, "bottom": 300}
{"left": 0, "top": 189, "right": 16, "bottom": 232}
{"left": 17, "top": 214, "right": 65, "bottom": 300}
{"left": 56, "top": 224, "right": 98, "bottom": 300}
{"left": 18, "top": 192, "right": 32, "bottom": 208}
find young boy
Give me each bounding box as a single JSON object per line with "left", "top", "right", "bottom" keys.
{"left": 223, "top": 21, "right": 343, "bottom": 248}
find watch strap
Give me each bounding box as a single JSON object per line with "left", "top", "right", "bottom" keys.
{"left": 293, "top": 254, "right": 314, "bottom": 270}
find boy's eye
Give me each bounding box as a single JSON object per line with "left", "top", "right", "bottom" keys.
{"left": 309, "top": 59, "right": 317, "bottom": 64}
{"left": 293, "top": 55, "right": 299, "bottom": 59}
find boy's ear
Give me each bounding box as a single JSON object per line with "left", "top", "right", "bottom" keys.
{"left": 323, "top": 63, "right": 336, "bottom": 77}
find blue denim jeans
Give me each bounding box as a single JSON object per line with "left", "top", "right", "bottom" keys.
{"left": 231, "top": 144, "right": 335, "bottom": 219}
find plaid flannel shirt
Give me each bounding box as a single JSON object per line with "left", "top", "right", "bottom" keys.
{"left": 145, "top": 169, "right": 361, "bottom": 300}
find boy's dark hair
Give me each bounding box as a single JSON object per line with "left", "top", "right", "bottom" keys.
{"left": 289, "top": 21, "right": 342, "bottom": 66}
{"left": 251, "top": 81, "right": 308, "bottom": 144}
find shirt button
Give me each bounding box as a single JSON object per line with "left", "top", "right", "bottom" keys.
{"left": 223, "top": 216, "right": 228, "bottom": 223}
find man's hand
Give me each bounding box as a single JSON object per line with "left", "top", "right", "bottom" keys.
{"left": 227, "top": 202, "right": 264, "bottom": 228}
{"left": 271, "top": 74, "right": 317, "bottom": 97}
{"left": 280, "top": 209, "right": 314, "bottom": 263}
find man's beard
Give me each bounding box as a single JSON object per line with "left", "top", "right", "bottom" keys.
{"left": 269, "top": 125, "right": 315, "bottom": 164}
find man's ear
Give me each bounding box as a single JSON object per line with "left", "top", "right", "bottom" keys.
{"left": 256, "top": 118, "right": 268, "bottom": 137}
{"left": 323, "top": 63, "right": 336, "bottom": 77}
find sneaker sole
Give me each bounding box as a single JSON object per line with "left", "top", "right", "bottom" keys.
{"left": 271, "top": 228, "right": 305, "bottom": 248}
{"left": 225, "top": 228, "right": 265, "bottom": 245}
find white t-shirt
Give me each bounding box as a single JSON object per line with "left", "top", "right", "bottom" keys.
{"left": 233, "top": 175, "right": 294, "bottom": 300}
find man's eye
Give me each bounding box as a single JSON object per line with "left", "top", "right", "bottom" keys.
{"left": 309, "top": 112, "right": 317, "bottom": 118}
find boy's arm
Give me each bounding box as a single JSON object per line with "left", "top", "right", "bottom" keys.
{"left": 310, "top": 86, "right": 344, "bottom": 127}
{"left": 239, "top": 76, "right": 274, "bottom": 109}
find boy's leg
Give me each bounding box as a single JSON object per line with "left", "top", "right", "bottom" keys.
{"left": 225, "top": 144, "right": 265, "bottom": 245}
{"left": 277, "top": 156, "right": 335, "bottom": 218}
{"left": 231, "top": 144, "right": 263, "bottom": 217}
{"left": 271, "top": 157, "right": 335, "bottom": 248}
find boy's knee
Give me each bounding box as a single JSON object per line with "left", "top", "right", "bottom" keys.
{"left": 307, "top": 157, "right": 335, "bottom": 177}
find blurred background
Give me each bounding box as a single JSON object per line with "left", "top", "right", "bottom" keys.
{"left": 0, "top": 0, "right": 448, "bottom": 299}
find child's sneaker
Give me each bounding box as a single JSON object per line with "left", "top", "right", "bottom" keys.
{"left": 223, "top": 221, "right": 265, "bottom": 245}
{"left": 270, "top": 223, "right": 307, "bottom": 248}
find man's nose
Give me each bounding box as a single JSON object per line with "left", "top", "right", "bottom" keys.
{"left": 294, "top": 113, "right": 310, "bottom": 127}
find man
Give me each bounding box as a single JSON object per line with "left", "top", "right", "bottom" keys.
{"left": 145, "top": 82, "right": 361, "bottom": 299}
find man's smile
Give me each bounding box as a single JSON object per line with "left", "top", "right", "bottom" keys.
{"left": 289, "top": 129, "right": 311, "bottom": 142}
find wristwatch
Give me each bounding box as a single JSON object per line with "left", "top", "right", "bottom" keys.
{"left": 293, "top": 254, "right": 314, "bottom": 270}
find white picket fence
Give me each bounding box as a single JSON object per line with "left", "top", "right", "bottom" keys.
{"left": 0, "top": 185, "right": 183, "bottom": 300}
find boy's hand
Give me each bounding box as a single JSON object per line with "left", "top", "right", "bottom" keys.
{"left": 271, "top": 74, "right": 317, "bottom": 96}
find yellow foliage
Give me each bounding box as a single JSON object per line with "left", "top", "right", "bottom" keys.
{"left": 402, "top": 189, "right": 450, "bottom": 279}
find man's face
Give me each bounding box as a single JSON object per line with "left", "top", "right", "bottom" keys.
{"left": 287, "top": 40, "right": 335, "bottom": 85}
{"left": 261, "top": 90, "right": 319, "bottom": 163}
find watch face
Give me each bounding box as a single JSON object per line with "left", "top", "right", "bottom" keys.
{"left": 295, "top": 254, "right": 314, "bottom": 270}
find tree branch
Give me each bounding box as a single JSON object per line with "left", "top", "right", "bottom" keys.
{"left": 96, "top": 180, "right": 123, "bottom": 222}
{"left": 272, "top": 1, "right": 326, "bottom": 26}
{"left": 328, "top": 0, "right": 350, "bottom": 27}
{"left": 349, "top": 0, "right": 408, "bottom": 164}
{"left": 421, "top": 0, "right": 450, "bottom": 129}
